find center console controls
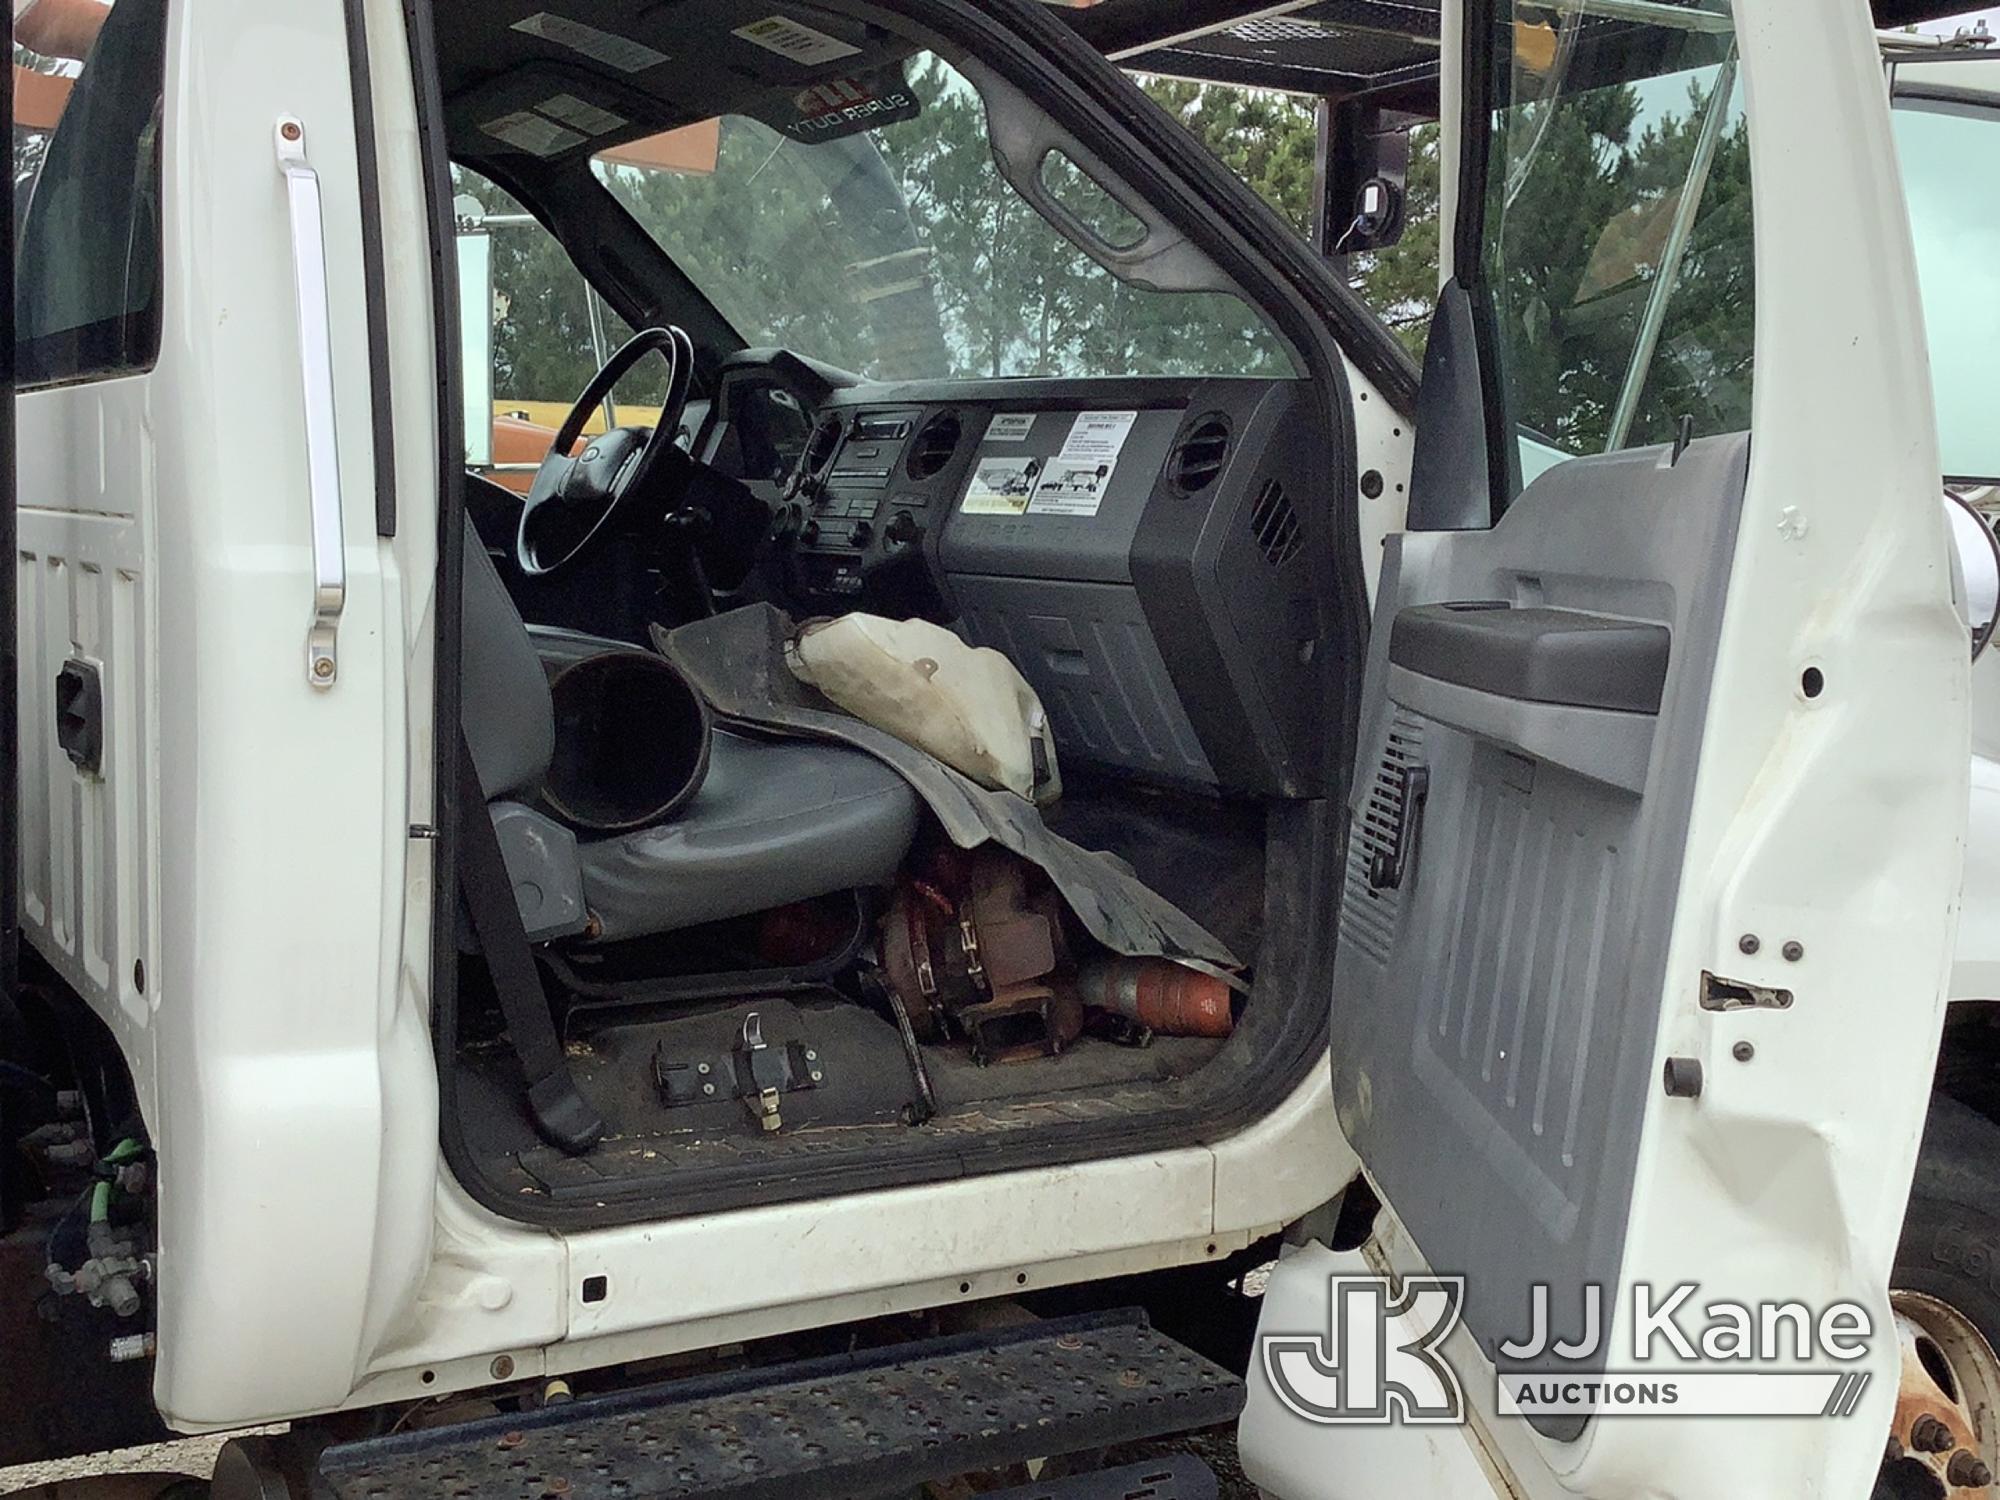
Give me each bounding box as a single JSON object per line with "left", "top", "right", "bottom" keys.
{"left": 779, "top": 405, "right": 964, "bottom": 611}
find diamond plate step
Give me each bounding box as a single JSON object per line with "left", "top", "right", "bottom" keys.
{"left": 314, "top": 1310, "right": 1243, "bottom": 1500}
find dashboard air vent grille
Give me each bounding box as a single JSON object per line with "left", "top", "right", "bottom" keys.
{"left": 1249, "top": 479, "right": 1301, "bottom": 566}
{"left": 1171, "top": 413, "right": 1231, "bottom": 494}
{"left": 907, "top": 412, "right": 963, "bottom": 480}
{"left": 803, "top": 415, "right": 845, "bottom": 476}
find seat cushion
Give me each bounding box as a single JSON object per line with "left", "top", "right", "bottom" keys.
{"left": 577, "top": 729, "right": 920, "bottom": 943}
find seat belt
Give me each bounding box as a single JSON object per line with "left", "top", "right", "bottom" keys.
{"left": 455, "top": 735, "right": 605, "bottom": 1156}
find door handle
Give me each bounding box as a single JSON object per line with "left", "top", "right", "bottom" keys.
{"left": 1367, "top": 763, "right": 1430, "bottom": 892}
{"left": 274, "top": 115, "right": 345, "bottom": 689}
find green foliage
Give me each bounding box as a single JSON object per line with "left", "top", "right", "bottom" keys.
{"left": 1133, "top": 76, "right": 1442, "bottom": 358}
{"left": 455, "top": 40, "right": 1751, "bottom": 464}
{"left": 1138, "top": 76, "right": 1320, "bottom": 234}
{"left": 1484, "top": 65, "right": 1754, "bottom": 455}
{"left": 457, "top": 56, "right": 1299, "bottom": 398}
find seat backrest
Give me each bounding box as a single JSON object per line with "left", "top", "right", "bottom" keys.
{"left": 460, "top": 513, "right": 556, "bottom": 802}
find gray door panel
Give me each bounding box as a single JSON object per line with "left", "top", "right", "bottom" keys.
{"left": 1333, "top": 434, "right": 1750, "bottom": 1421}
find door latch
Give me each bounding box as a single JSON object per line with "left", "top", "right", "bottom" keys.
{"left": 55, "top": 658, "right": 104, "bottom": 776}
{"left": 1367, "top": 763, "right": 1430, "bottom": 892}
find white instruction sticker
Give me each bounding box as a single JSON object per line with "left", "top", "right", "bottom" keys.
{"left": 511, "top": 13, "right": 667, "bottom": 73}
{"left": 733, "top": 14, "right": 862, "bottom": 65}
{"left": 1055, "top": 409, "right": 1138, "bottom": 465}
{"left": 1028, "top": 458, "right": 1118, "bottom": 517}
{"left": 983, "top": 412, "right": 1035, "bottom": 443}
{"left": 961, "top": 456, "right": 1043, "bottom": 516}
{"left": 480, "top": 110, "right": 586, "bottom": 158}
{"left": 539, "top": 92, "right": 627, "bottom": 137}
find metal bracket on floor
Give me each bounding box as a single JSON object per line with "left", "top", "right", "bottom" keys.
{"left": 652, "top": 1011, "right": 823, "bottom": 1133}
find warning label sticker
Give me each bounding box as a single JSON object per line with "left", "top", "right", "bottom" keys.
{"left": 983, "top": 413, "right": 1036, "bottom": 443}
{"left": 480, "top": 110, "right": 586, "bottom": 158}
{"left": 1021, "top": 410, "right": 1137, "bottom": 516}
{"left": 734, "top": 14, "right": 862, "bottom": 66}
{"left": 961, "top": 456, "right": 1042, "bottom": 516}
{"left": 510, "top": 13, "right": 667, "bottom": 73}
{"left": 1055, "top": 410, "right": 1138, "bottom": 465}
{"left": 1028, "top": 459, "right": 1117, "bottom": 517}
{"left": 538, "top": 93, "right": 627, "bottom": 137}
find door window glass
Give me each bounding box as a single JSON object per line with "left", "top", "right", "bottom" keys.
{"left": 1478, "top": 1, "right": 1753, "bottom": 493}
{"left": 13, "top": 0, "right": 167, "bottom": 387}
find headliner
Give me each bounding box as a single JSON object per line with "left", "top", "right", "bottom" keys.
{"left": 435, "top": 0, "right": 927, "bottom": 177}
{"left": 436, "top": 0, "right": 1990, "bottom": 179}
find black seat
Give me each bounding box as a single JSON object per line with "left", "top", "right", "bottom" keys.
{"left": 459, "top": 517, "right": 918, "bottom": 941}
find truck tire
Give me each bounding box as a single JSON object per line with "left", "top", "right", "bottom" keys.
{"left": 1882, "top": 1096, "right": 2000, "bottom": 1495}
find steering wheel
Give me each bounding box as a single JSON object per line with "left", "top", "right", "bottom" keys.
{"left": 516, "top": 325, "right": 695, "bottom": 578}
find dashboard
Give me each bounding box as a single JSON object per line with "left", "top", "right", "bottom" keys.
{"left": 761, "top": 374, "right": 1340, "bottom": 798}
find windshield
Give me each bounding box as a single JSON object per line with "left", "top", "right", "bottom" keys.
{"left": 589, "top": 53, "right": 1294, "bottom": 382}
{"left": 1893, "top": 92, "right": 2000, "bottom": 483}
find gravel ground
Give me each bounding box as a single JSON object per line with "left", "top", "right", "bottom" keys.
{"left": 0, "top": 1436, "right": 219, "bottom": 1495}
{"left": 0, "top": 1432, "right": 279, "bottom": 1497}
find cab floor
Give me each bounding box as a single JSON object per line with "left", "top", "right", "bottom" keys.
{"left": 455, "top": 992, "right": 1225, "bottom": 1207}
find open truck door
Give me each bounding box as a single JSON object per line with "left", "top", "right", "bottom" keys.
{"left": 1241, "top": 1, "right": 1970, "bottom": 1496}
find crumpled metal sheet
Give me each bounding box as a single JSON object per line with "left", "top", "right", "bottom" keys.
{"left": 655, "top": 605, "right": 1240, "bottom": 969}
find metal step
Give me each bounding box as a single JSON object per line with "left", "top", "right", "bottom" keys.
{"left": 314, "top": 1310, "right": 1243, "bottom": 1500}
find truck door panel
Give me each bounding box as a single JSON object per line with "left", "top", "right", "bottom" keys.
{"left": 1335, "top": 434, "right": 1749, "bottom": 1404}
{"left": 1245, "top": 1, "right": 1966, "bottom": 1494}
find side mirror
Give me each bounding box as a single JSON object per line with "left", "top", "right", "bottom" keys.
{"left": 1948, "top": 492, "right": 2000, "bottom": 662}
{"left": 1317, "top": 102, "right": 1417, "bottom": 258}
{"left": 455, "top": 211, "right": 496, "bottom": 470}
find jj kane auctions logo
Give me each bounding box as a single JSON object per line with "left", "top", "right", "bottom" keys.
{"left": 1261, "top": 1276, "right": 1876, "bottom": 1424}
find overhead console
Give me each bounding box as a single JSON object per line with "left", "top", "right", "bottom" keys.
{"left": 778, "top": 377, "right": 1337, "bottom": 799}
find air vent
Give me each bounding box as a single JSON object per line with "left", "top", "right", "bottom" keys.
{"left": 907, "top": 411, "right": 962, "bottom": 480}
{"left": 1171, "top": 413, "right": 1231, "bottom": 494}
{"left": 803, "top": 415, "right": 845, "bottom": 476}
{"left": 1249, "top": 479, "right": 1301, "bottom": 566}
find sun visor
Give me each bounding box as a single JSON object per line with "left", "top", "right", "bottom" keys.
{"left": 442, "top": 3, "right": 921, "bottom": 167}
{"left": 448, "top": 63, "right": 693, "bottom": 165}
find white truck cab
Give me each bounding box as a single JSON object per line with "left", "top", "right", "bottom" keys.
{"left": 0, "top": 2, "right": 1979, "bottom": 1499}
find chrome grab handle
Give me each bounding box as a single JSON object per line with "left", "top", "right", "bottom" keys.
{"left": 274, "top": 116, "right": 346, "bottom": 688}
